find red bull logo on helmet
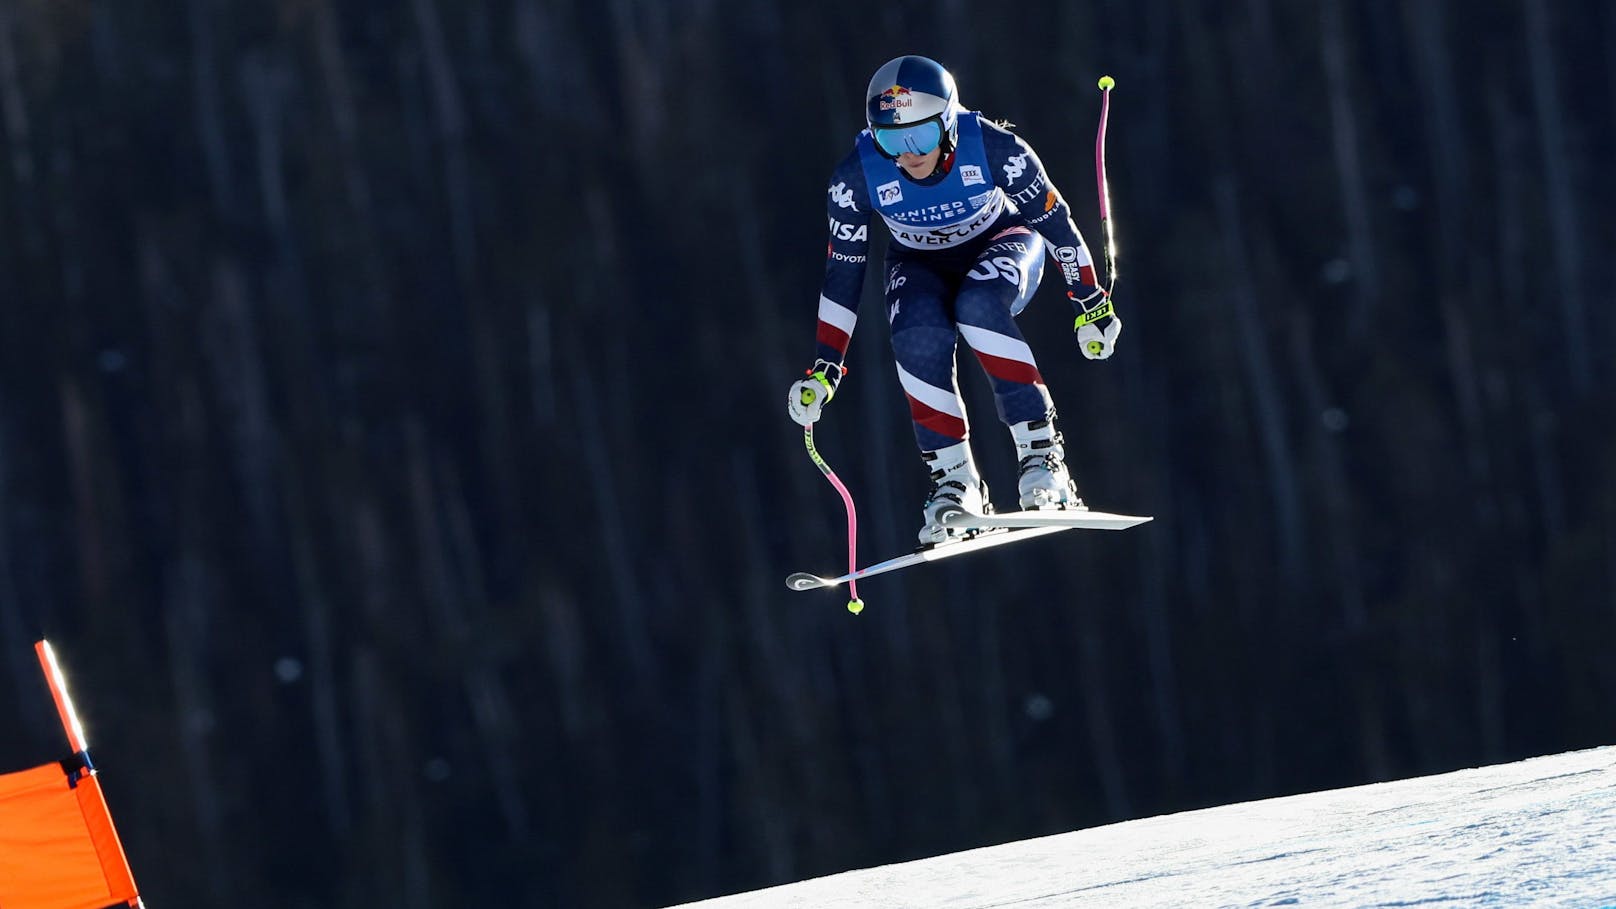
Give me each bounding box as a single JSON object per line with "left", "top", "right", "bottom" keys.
{"left": 878, "top": 84, "right": 914, "bottom": 112}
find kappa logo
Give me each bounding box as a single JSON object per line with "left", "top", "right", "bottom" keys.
{"left": 1003, "top": 152, "right": 1029, "bottom": 184}
{"left": 959, "top": 164, "right": 985, "bottom": 187}
{"left": 876, "top": 180, "right": 903, "bottom": 206}
{"left": 828, "top": 181, "right": 858, "bottom": 211}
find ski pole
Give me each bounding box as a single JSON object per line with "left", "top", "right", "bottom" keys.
{"left": 1094, "top": 75, "right": 1118, "bottom": 295}
{"left": 802, "top": 424, "right": 865, "bottom": 614}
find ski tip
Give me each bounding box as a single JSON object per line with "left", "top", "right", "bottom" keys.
{"left": 787, "top": 572, "right": 831, "bottom": 592}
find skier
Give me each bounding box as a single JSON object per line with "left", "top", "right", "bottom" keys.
{"left": 786, "top": 54, "right": 1122, "bottom": 546}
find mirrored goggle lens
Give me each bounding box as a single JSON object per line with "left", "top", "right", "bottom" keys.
{"left": 874, "top": 120, "right": 942, "bottom": 157}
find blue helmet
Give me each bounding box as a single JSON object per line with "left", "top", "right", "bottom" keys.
{"left": 865, "top": 55, "right": 960, "bottom": 158}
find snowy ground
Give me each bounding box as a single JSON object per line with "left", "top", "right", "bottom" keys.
{"left": 674, "top": 747, "right": 1616, "bottom": 908}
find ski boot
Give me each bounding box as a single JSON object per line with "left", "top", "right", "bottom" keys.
{"left": 917, "top": 441, "right": 993, "bottom": 546}
{"left": 1011, "top": 417, "right": 1085, "bottom": 510}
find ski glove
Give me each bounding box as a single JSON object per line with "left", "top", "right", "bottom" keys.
{"left": 1070, "top": 285, "right": 1122, "bottom": 360}
{"left": 787, "top": 361, "right": 843, "bottom": 427}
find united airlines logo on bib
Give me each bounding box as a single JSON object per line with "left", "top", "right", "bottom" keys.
{"left": 959, "top": 164, "right": 985, "bottom": 187}
{"left": 876, "top": 180, "right": 903, "bottom": 206}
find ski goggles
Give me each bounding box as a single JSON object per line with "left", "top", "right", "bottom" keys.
{"left": 872, "top": 118, "right": 943, "bottom": 157}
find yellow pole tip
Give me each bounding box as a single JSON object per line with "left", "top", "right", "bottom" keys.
{"left": 847, "top": 598, "right": 865, "bottom": 615}
{"left": 1098, "top": 75, "right": 1115, "bottom": 90}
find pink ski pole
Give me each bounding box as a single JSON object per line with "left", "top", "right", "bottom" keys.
{"left": 1095, "top": 75, "right": 1119, "bottom": 294}
{"left": 803, "top": 424, "right": 865, "bottom": 614}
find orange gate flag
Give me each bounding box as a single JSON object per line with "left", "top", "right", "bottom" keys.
{"left": 0, "top": 641, "right": 142, "bottom": 909}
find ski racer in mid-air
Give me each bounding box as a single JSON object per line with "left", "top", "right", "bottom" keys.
{"left": 787, "top": 54, "right": 1123, "bottom": 546}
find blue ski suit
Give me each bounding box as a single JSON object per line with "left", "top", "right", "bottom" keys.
{"left": 813, "top": 112, "right": 1102, "bottom": 452}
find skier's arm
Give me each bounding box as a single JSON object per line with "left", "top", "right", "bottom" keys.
{"left": 789, "top": 150, "right": 872, "bottom": 426}
{"left": 983, "top": 120, "right": 1100, "bottom": 291}
{"left": 815, "top": 151, "right": 873, "bottom": 385}
{"left": 983, "top": 120, "right": 1120, "bottom": 359}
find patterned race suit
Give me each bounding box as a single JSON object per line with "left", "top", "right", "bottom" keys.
{"left": 815, "top": 112, "right": 1100, "bottom": 452}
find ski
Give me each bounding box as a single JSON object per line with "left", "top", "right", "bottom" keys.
{"left": 786, "top": 525, "right": 1071, "bottom": 591}
{"left": 942, "top": 508, "right": 1152, "bottom": 531}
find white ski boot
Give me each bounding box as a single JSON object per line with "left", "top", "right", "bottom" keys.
{"left": 917, "top": 441, "right": 992, "bottom": 546}
{"left": 1012, "top": 417, "right": 1084, "bottom": 510}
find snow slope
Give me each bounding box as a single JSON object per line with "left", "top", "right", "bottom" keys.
{"left": 675, "top": 747, "right": 1616, "bottom": 908}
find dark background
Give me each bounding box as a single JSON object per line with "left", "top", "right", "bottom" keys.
{"left": 1, "top": 1, "right": 1613, "bottom": 906}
